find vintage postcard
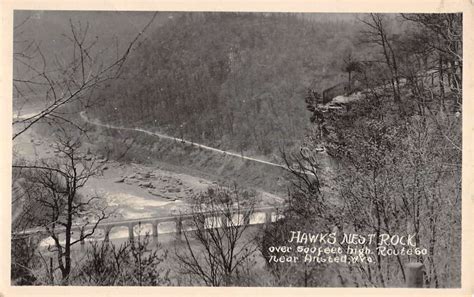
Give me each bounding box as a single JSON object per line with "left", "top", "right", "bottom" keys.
{"left": 1, "top": 0, "right": 473, "bottom": 296}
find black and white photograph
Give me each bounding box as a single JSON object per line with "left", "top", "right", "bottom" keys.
{"left": 8, "top": 8, "right": 464, "bottom": 290}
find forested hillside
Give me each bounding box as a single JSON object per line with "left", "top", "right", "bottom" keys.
{"left": 11, "top": 11, "right": 463, "bottom": 288}
{"left": 91, "top": 13, "right": 362, "bottom": 156}
{"left": 269, "top": 13, "right": 462, "bottom": 287}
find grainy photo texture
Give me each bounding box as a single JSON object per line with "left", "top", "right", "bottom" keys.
{"left": 11, "top": 11, "right": 462, "bottom": 287}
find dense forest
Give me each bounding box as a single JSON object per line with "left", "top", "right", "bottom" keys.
{"left": 90, "top": 13, "right": 366, "bottom": 157}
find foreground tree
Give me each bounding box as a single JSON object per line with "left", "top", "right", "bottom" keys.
{"left": 13, "top": 130, "right": 108, "bottom": 284}
{"left": 401, "top": 13, "right": 462, "bottom": 110}
{"left": 175, "top": 185, "right": 259, "bottom": 286}
{"left": 75, "top": 233, "right": 170, "bottom": 286}
{"left": 13, "top": 13, "right": 157, "bottom": 140}
{"left": 359, "top": 14, "right": 402, "bottom": 103}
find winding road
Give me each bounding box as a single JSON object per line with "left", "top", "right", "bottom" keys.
{"left": 80, "top": 111, "right": 289, "bottom": 170}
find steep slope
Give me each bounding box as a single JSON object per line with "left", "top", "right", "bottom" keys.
{"left": 91, "top": 13, "right": 360, "bottom": 157}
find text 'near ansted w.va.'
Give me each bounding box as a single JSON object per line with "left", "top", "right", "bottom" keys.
{"left": 266, "top": 231, "right": 428, "bottom": 265}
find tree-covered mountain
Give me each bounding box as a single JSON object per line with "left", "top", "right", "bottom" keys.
{"left": 90, "top": 13, "right": 363, "bottom": 157}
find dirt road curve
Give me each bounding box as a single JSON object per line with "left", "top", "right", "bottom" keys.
{"left": 79, "top": 111, "right": 289, "bottom": 170}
